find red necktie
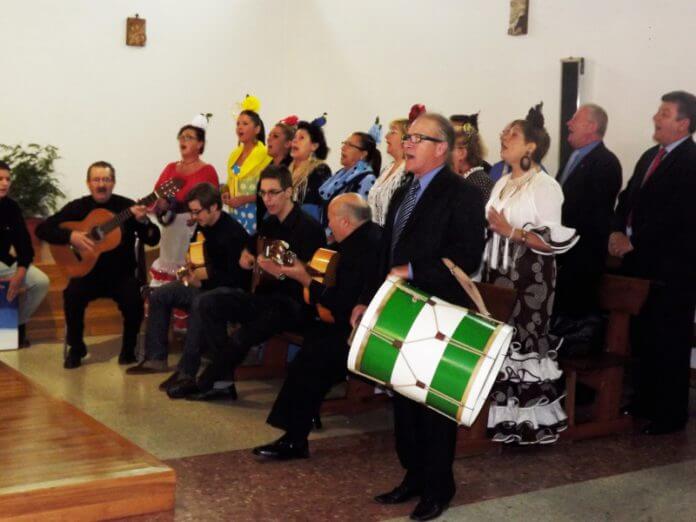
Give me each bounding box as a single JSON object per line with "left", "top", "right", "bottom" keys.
{"left": 627, "top": 147, "right": 667, "bottom": 229}
{"left": 640, "top": 146, "right": 666, "bottom": 187}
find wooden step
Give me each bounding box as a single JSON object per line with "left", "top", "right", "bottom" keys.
{"left": 0, "top": 361, "right": 175, "bottom": 519}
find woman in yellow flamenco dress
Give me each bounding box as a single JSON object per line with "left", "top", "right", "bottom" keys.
{"left": 223, "top": 95, "right": 272, "bottom": 234}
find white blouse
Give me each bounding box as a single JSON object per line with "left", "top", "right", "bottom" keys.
{"left": 367, "top": 160, "right": 407, "bottom": 226}
{"left": 484, "top": 169, "right": 578, "bottom": 271}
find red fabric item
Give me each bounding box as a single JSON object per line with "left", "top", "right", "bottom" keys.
{"left": 640, "top": 147, "right": 666, "bottom": 187}
{"left": 154, "top": 162, "right": 219, "bottom": 204}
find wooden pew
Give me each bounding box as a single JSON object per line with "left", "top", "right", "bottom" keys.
{"left": 455, "top": 273, "right": 650, "bottom": 456}
{"left": 561, "top": 274, "right": 650, "bottom": 439}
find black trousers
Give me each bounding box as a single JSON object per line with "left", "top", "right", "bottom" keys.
{"left": 631, "top": 284, "right": 694, "bottom": 428}
{"left": 63, "top": 273, "right": 143, "bottom": 353}
{"left": 197, "top": 287, "right": 307, "bottom": 387}
{"left": 393, "top": 395, "right": 457, "bottom": 503}
{"left": 267, "top": 323, "right": 350, "bottom": 442}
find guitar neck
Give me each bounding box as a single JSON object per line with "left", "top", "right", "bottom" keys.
{"left": 99, "top": 192, "right": 158, "bottom": 235}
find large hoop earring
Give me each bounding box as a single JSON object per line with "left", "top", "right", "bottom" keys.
{"left": 520, "top": 154, "right": 531, "bottom": 171}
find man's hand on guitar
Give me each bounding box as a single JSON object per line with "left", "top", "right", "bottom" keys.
{"left": 70, "top": 231, "right": 95, "bottom": 253}
{"left": 239, "top": 249, "right": 255, "bottom": 270}
{"left": 351, "top": 304, "right": 367, "bottom": 328}
{"left": 256, "top": 256, "right": 285, "bottom": 279}
{"left": 182, "top": 269, "right": 202, "bottom": 288}
{"left": 279, "top": 261, "right": 312, "bottom": 287}
{"left": 389, "top": 265, "right": 409, "bottom": 279}
{"left": 130, "top": 204, "right": 149, "bottom": 222}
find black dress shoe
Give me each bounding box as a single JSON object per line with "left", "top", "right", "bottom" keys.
{"left": 252, "top": 438, "right": 309, "bottom": 460}
{"left": 63, "top": 346, "right": 86, "bottom": 369}
{"left": 185, "top": 383, "right": 238, "bottom": 402}
{"left": 166, "top": 378, "right": 199, "bottom": 399}
{"left": 410, "top": 497, "right": 448, "bottom": 521}
{"left": 374, "top": 484, "right": 422, "bottom": 505}
{"left": 159, "top": 371, "right": 182, "bottom": 391}
{"left": 642, "top": 421, "right": 686, "bottom": 436}
{"left": 118, "top": 351, "right": 137, "bottom": 365}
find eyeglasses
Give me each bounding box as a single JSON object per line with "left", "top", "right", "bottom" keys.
{"left": 341, "top": 141, "right": 365, "bottom": 151}
{"left": 401, "top": 133, "right": 444, "bottom": 144}
{"left": 89, "top": 177, "right": 114, "bottom": 183}
{"left": 257, "top": 189, "right": 286, "bottom": 198}
{"left": 188, "top": 207, "right": 207, "bottom": 217}
{"left": 178, "top": 135, "right": 199, "bottom": 142}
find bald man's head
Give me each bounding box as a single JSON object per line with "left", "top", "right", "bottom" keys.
{"left": 327, "top": 193, "right": 371, "bottom": 242}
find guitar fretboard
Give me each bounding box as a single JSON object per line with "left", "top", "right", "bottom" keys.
{"left": 97, "top": 192, "right": 160, "bottom": 235}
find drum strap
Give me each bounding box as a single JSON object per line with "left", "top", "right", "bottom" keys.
{"left": 441, "top": 258, "right": 491, "bottom": 317}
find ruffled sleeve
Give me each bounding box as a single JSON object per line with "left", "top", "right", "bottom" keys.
{"left": 527, "top": 176, "right": 579, "bottom": 255}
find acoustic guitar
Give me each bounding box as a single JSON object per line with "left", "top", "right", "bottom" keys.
{"left": 50, "top": 178, "right": 183, "bottom": 279}
{"left": 303, "top": 248, "right": 340, "bottom": 323}
{"left": 250, "top": 237, "right": 297, "bottom": 292}
{"left": 176, "top": 231, "right": 208, "bottom": 286}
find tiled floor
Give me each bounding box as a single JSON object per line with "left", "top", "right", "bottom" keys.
{"left": 1, "top": 336, "right": 694, "bottom": 521}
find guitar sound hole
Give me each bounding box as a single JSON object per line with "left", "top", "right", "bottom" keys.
{"left": 90, "top": 227, "right": 104, "bottom": 241}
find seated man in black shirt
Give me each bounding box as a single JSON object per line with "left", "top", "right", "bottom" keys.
{"left": 253, "top": 193, "right": 382, "bottom": 460}
{"left": 36, "top": 161, "right": 160, "bottom": 369}
{"left": 0, "top": 161, "right": 50, "bottom": 347}
{"left": 167, "top": 164, "right": 326, "bottom": 399}
{"left": 127, "top": 182, "right": 249, "bottom": 381}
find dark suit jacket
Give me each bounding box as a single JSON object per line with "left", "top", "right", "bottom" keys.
{"left": 612, "top": 137, "right": 696, "bottom": 291}
{"left": 554, "top": 142, "right": 622, "bottom": 315}
{"left": 361, "top": 165, "right": 486, "bottom": 307}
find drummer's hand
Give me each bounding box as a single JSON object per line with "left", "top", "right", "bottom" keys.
{"left": 608, "top": 232, "right": 633, "bottom": 258}
{"left": 257, "top": 256, "right": 284, "bottom": 279}
{"left": 388, "top": 265, "right": 409, "bottom": 279}
{"left": 239, "top": 249, "right": 255, "bottom": 270}
{"left": 351, "top": 305, "right": 367, "bottom": 328}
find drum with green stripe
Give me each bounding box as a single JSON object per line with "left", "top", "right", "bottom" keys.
{"left": 348, "top": 276, "right": 513, "bottom": 426}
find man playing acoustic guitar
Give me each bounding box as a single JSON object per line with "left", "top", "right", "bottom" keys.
{"left": 127, "top": 182, "right": 249, "bottom": 387}
{"left": 253, "top": 193, "right": 382, "bottom": 460}
{"left": 36, "top": 161, "right": 160, "bottom": 369}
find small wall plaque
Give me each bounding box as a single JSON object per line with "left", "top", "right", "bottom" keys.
{"left": 508, "top": 0, "right": 529, "bottom": 36}
{"left": 126, "top": 14, "right": 146, "bottom": 47}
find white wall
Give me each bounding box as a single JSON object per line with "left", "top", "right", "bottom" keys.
{"left": 1, "top": 0, "right": 695, "bottom": 202}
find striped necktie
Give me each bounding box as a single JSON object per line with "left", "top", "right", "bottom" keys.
{"left": 391, "top": 178, "right": 420, "bottom": 259}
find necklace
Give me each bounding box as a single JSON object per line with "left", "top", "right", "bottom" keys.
{"left": 499, "top": 169, "right": 536, "bottom": 199}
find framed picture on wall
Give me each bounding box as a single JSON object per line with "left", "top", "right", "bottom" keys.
{"left": 126, "top": 15, "right": 146, "bottom": 47}
{"left": 508, "top": 0, "right": 530, "bottom": 36}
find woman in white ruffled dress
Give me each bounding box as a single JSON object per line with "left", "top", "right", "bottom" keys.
{"left": 484, "top": 103, "right": 579, "bottom": 445}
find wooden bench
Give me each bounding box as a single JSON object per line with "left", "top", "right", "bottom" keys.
{"left": 561, "top": 273, "right": 650, "bottom": 440}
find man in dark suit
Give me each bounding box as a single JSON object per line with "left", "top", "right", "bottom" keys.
{"left": 351, "top": 114, "right": 486, "bottom": 521}
{"left": 553, "top": 104, "right": 622, "bottom": 340}
{"left": 252, "top": 193, "right": 382, "bottom": 460}
{"left": 609, "top": 91, "right": 696, "bottom": 435}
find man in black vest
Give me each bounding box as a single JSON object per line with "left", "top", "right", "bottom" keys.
{"left": 36, "top": 161, "right": 160, "bottom": 368}
{"left": 352, "top": 114, "right": 486, "bottom": 521}
{"left": 610, "top": 91, "right": 696, "bottom": 435}
{"left": 553, "top": 104, "right": 622, "bottom": 344}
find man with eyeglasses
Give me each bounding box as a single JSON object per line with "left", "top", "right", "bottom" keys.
{"left": 127, "top": 183, "right": 249, "bottom": 383}
{"left": 36, "top": 161, "right": 160, "bottom": 368}
{"left": 165, "top": 164, "right": 326, "bottom": 400}
{"left": 351, "top": 114, "right": 486, "bottom": 521}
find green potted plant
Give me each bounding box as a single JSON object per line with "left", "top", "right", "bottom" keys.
{"left": 0, "top": 143, "right": 65, "bottom": 260}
